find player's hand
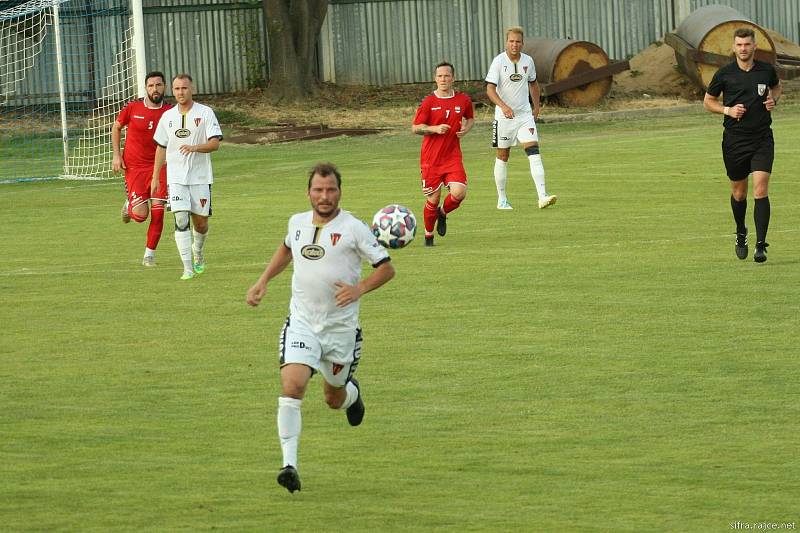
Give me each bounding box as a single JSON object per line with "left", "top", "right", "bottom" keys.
{"left": 112, "top": 154, "right": 125, "bottom": 173}
{"left": 179, "top": 144, "right": 195, "bottom": 155}
{"left": 764, "top": 95, "right": 777, "bottom": 111}
{"left": 434, "top": 124, "right": 451, "bottom": 135}
{"left": 246, "top": 283, "right": 267, "bottom": 306}
{"left": 456, "top": 128, "right": 468, "bottom": 138}
{"left": 727, "top": 103, "right": 746, "bottom": 120}
{"left": 501, "top": 105, "right": 514, "bottom": 119}
{"left": 334, "top": 281, "right": 361, "bottom": 307}
{"left": 150, "top": 178, "right": 159, "bottom": 196}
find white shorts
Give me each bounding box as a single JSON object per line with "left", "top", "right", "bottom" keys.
{"left": 279, "top": 316, "right": 362, "bottom": 388}
{"left": 493, "top": 115, "right": 539, "bottom": 148}
{"left": 168, "top": 183, "right": 212, "bottom": 216}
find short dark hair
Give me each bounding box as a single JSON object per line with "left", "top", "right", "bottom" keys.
{"left": 172, "top": 73, "right": 193, "bottom": 83}
{"left": 733, "top": 28, "right": 755, "bottom": 41}
{"left": 307, "top": 162, "right": 342, "bottom": 189}
{"left": 435, "top": 62, "right": 454, "bottom": 75}
{"left": 145, "top": 71, "right": 165, "bottom": 85}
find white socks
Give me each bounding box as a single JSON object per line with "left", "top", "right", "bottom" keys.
{"left": 174, "top": 230, "right": 193, "bottom": 273}
{"left": 341, "top": 381, "right": 359, "bottom": 410}
{"left": 277, "top": 397, "right": 302, "bottom": 468}
{"left": 494, "top": 158, "right": 508, "bottom": 202}
{"left": 528, "top": 154, "right": 547, "bottom": 200}
{"left": 192, "top": 228, "right": 207, "bottom": 258}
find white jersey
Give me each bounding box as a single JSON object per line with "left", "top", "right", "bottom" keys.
{"left": 153, "top": 102, "right": 223, "bottom": 185}
{"left": 284, "top": 209, "right": 390, "bottom": 333}
{"left": 485, "top": 51, "right": 537, "bottom": 120}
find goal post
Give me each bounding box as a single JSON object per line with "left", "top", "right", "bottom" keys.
{"left": 0, "top": 0, "right": 144, "bottom": 183}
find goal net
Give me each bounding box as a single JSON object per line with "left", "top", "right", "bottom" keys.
{"left": 1, "top": 0, "right": 141, "bottom": 182}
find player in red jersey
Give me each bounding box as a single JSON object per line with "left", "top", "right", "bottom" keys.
{"left": 112, "top": 71, "right": 172, "bottom": 266}
{"left": 412, "top": 62, "right": 474, "bottom": 246}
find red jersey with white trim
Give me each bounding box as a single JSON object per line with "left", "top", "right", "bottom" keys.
{"left": 413, "top": 91, "right": 474, "bottom": 175}
{"left": 116, "top": 99, "right": 172, "bottom": 169}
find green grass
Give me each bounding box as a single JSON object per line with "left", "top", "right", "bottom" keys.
{"left": 1, "top": 107, "right": 799, "bottom": 531}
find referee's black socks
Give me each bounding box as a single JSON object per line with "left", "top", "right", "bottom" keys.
{"left": 730, "top": 196, "right": 747, "bottom": 234}
{"left": 754, "top": 196, "right": 770, "bottom": 244}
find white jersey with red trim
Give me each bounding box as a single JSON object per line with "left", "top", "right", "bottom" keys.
{"left": 153, "top": 102, "right": 222, "bottom": 185}
{"left": 284, "top": 209, "right": 390, "bottom": 333}
{"left": 485, "top": 51, "right": 537, "bottom": 120}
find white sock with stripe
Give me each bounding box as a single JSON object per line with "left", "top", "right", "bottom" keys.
{"left": 277, "top": 396, "right": 302, "bottom": 467}
{"left": 494, "top": 158, "right": 508, "bottom": 202}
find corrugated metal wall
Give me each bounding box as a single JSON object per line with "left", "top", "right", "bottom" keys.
{"left": 690, "top": 0, "right": 800, "bottom": 43}
{"left": 519, "top": 0, "right": 675, "bottom": 60}
{"left": 142, "top": 0, "right": 267, "bottom": 94}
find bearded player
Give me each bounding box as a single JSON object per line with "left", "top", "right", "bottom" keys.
{"left": 412, "top": 62, "right": 474, "bottom": 247}
{"left": 112, "top": 71, "right": 172, "bottom": 267}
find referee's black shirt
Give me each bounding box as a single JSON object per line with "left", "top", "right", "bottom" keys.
{"left": 706, "top": 60, "right": 780, "bottom": 134}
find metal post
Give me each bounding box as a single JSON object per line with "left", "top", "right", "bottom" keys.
{"left": 131, "top": 0, "right": 146, "bottom": 97}
{"left": 52, "top": 2, "right": 69, "bottom": 176}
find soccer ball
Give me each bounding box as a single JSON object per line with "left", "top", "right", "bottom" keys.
{"left": 371, "top": 204, "right": 417, "bottom": 249}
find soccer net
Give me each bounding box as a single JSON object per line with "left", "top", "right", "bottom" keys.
{"left": 0, "top": 0, "right": 140, "bottom": 182}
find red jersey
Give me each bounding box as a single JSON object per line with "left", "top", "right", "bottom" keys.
{"left": 116, "top": 99, "right": 172, "bottom": 169}
{"left": 413, "top": 91, "right": 474, "bottom": 175}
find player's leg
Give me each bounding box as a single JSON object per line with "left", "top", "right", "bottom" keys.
{"left": 493, "top": 118, "right": 514, "bottom": 209}
{"left": 124, "top": 168, "right": 151, "bottom": 224}
{"left": 319, "top": 327, "right": 363, "bottom": 426}
{"left": 276, "top": 318, "right": 321, "bottom": 493}
{"left": 143, "top": 167, "right": 168, "bottom": 266}
{"left": 421, "top": 175, "right": 442, "bottom": 247}
{"left": 724, "top": 133, "right": 752, "bottom": 260}
{"left": 751, "top": 132, "right": 774, "bottom": 263}
{"left": 168, "top": 183, "right": 195, "bottom": 279}
{"left": 189, "top": 185, "right": 211, "bottom": 274}
{"left": 517, "top": 117, "right": 556, "bottom": 209}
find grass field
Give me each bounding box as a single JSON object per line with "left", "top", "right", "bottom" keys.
{"left": 1, "top": 106, "right": 799, "bottom": 532}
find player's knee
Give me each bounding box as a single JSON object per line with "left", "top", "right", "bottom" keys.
{"left": 324, "top": 388, "right": 345, "bottom": 409}
{"left": 451, "top": 188, "right": 466, "bottom": 201}
{"left": 524, "top": 144, "right": 540, "bottom": 156}
{"left": 174, "top": 211, "right": 190, "bottom": 232}
{"left": 130, "top": 209, "right": 148, "bottom": 223}
{"left": 193, "top": 217, "right": 209, "bottom": 234}
{"left": 496, "top": 152, "right": 510, "bottom": 162}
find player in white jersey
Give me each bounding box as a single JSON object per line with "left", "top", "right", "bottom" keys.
{"left": 151, "top": 73, "right": 223, "bottom": 280}
{"left": 486, "top": 26, "right": 556, "bottom": 210}
{"left": 246, "top": 163, "right": 395, "bottom": 494}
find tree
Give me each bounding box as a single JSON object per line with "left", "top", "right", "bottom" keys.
{"left": 262, "top": 0, "right": 329, "bottom": 101}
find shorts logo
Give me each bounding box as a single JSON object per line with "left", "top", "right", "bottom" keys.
{"left": 290, "top": 341, "right": 313, "bottom": 351}
{"left": 757, "top": 83, "right": 767, "bottom": 96}
{"left": 330, "top": 233, "right": 342, "bottom": 246}
{"left": 175, "top": 128, "right": 191, "bottom": 138}
{"left": 332, "top": 363, "right": 344, "bottom": 375}
{"left": 510, "top": 73, "right": 523, "bottom": 82}
{"left": 500, "top": 136, "right": 510, "bottom": 140}
{"left": 301, "top": 244, "right": 325, "bottom": 260}
{"left": 200, "top": 198, "right": 207, "bottom": 207}
{"left": 529, "top": 128, "right": 536, "bottom": 135}
{"left": 194, "top": 118, "right": 202, "bottom": 127}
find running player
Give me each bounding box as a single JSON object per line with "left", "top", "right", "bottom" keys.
{"left": 412, "top": 61, "right": 474, "bottom": 247}
{"left": 246, "top": 163, "right": 395, "bottom": 493}
{"left": 152, "top": 74, "right": 222, "bottom": 279}
{"left": 112, "top": 71, "right": 171, "bottom": 266}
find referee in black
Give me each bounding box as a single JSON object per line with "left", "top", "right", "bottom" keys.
{"left": 703, "top": 27, "right": 782, "bottom": 263}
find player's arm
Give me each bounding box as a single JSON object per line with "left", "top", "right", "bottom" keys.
{"left": 413, "top": 123, "right": 450, "bottom": 135}
{"left": 766, "top": 81, "right": 782, "bottom": 111}
{"left": 703, "top": 92, "right": 744, "bottom": 119}
{"left": 246, "top": 243, "right": 293, "bottom": 307}
{"left": 334, "top": 259, "right": 395, "bottom": 307}
{"left": 180, "top": 136, "right": 220, "bottom": 155}
{"left": 111, "top": 121, "right": 125, "bottom": 172}
{"left": 150, "top": 144, "right": 166, "bottom": 195}
{"left": 456, "top": 117, "right": 474, "bottom": 138}
{"left": 529, "top": 80, "right": 541, "bottom": 119}
{"left": 486, "top": 83, "right": 513, "bottom": 118}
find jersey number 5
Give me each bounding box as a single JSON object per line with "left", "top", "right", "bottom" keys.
{"left": 148, "top": 120, "right": 154, "bottom": 130}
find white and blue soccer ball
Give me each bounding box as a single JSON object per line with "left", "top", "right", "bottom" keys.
{"left": 371, "top": 204, "right": 417, "bottom": 249}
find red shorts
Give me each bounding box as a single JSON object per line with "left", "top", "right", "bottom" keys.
{"left": 420, "top": 168, "right": 467, "bottom": 195}
{"left": 125, "top": 165, "right": 166, "bottom": 208}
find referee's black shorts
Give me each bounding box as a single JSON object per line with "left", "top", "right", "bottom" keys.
{"left": 721, "top": 128, "right": 774, "bottom": 181}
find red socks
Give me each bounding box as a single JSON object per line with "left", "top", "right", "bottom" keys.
{"left": 442, "top": 194, "right": 462, "bottom": 215}
{"left": 147, "top": 202, "right": 165, "bottom": 250}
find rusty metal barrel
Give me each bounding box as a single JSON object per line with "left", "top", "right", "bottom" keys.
{"left": 522, "top": 38, "right": 614, "bottom": 107}
{"left": 674, "top": 4, "right": 776, "bottom": 89}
